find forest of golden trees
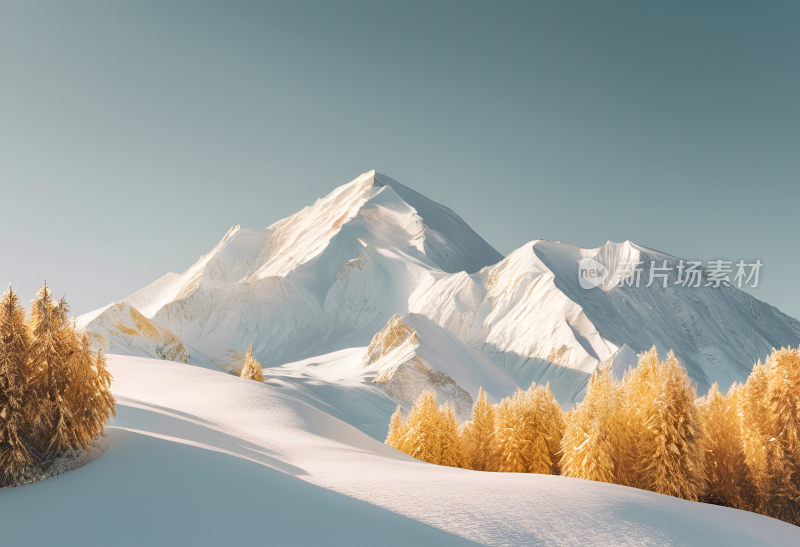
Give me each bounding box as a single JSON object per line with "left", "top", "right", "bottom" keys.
{"left": 0, "top": 285, "right": 116, "bottom": 487}
{"left": 386, "top": 346, "right": 800, "bottom": 525}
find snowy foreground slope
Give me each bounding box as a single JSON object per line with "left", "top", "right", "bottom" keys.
{"left": 1, "top": 355, "right": 797, "bottom": 547}
{"left": 79, "top": 170, "right": 800, "bottom": 410}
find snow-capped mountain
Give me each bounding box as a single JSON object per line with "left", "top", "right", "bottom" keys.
{"left": 80, "top": 170, "right": 800, "bottom": 408}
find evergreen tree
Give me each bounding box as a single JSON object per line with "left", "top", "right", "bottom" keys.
{"left": 0, "top": 285, "right": 115, "bottom": 484}
{"left": 385, "top": 406, "right": 407, "bottom": 451}
{"left": 28, "top": 286, "right": 115, "bottom": 461}
{"left": 27, "top": 285, "right": 71, "bottom": 459}
{"left": 438, "top": 403, "right": 461, "bottom": 468}
{"left": 622, "top": 348, "right": 705, "bottom": 500}
{"left": 403, "top": 391, "right": 441, "bottom": 464}
{"left": 759, "top": 347, "right": 800, "bottom": 523}
{"left": 528, "top": 382, "right": 565, "bottom": 474}
{"left": 697, "top": 383, "right": 752, "bottom": 509}
{"left": 0, "top": 287, "right": 33, "bottom": 485}
{"left": 461, "top": 388, "right": 496, "bottom": 471}
{"left": 240, "top": 346, "right": 264, "bottom": 382}
{"left": 494, "top": 389, "right": 551, "bottom": 474}
{"left": 560, "top": 369, "right": 623, "bottom": 484}
{"left": 63, "top": 334, "right": 115, "bottom": 451}
{"left": 92, "top": 348, "right": 116, "bottom": 430}
{"left": 739, "top": 358, "right": 772, "bottom": 512}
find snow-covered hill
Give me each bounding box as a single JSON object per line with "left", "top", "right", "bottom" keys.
{"left": 2, "top": 355, "right": 796, "bottom": 546}
{"left": 79, "top": 170, "right": 800, "bottom": 408}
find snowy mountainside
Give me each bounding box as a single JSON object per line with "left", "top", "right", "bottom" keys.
{"left": 530, "top": 239, "right": 800, "bottom": 392}
{"left": 79, "top": 170, "right": 800, "bottom": 408}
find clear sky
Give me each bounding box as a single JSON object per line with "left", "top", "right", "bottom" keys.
{"left": 2, "top": 0, "right": 798, "bottom": 318}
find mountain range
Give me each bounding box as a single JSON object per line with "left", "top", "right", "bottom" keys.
{"left": 78, "top": 170, "right": 800, "bottom": 417}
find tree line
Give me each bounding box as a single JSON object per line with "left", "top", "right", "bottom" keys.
{"left": 386, "top": 346, "right": 800, "bottom": 525}
{"left": 0, "top": 285, "right": 116, "bottom": 487}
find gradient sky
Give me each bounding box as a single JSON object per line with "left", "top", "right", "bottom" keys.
{"left": 2, "top": 0, "right": 798, "bottom": 318}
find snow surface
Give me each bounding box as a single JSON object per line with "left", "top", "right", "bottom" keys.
{"left": 2, "top": 354, "right": 797, "bottom": 546}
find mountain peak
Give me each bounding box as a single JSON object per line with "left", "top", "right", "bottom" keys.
{"left": 250, "top": 170, "right": 502, "bottom": 280}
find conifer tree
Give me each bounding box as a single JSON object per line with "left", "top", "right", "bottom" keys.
{"left": 0, "top": 287, "right": 33, "bottom": 485}
{"left": 27, "top": 285, "right": 73, "bottom": 458}
{"left": 385, "top": 406, "right": 408, "bottom": 451}
{"left": 461, "top": 388, "right": 496, "bottom": 471}
{"left": 403, "top": 391, "right": 441, "bottom": 464}
{"left": 438, "top": 403, "right": 462, "bottom": 468}
{"left": 240, "top": 345, "right": 264, "bottom": 382}
{"left": 528, "top": 382, "right": 565, "bottom": 474}
{"left": 757, "top": 347, "right": 800, "bottom": 523}
{"left": 560, "top": 369, "right": 623, "bottom": 484}
{"left": 494, "top": 389, "right": 551, "bottom": 474}
{"left": 622, "top": 348, "right": 705, "bottom": 500}
{"left": 93, "top": 348, "right": 116, "bottom": 428}
{"left": 63, "top": 334, "right": 115, "bottom": 451}
{"left": 0, "top": 285, "right": 115, "bottom": 483}
{"left": 738, "top": 358, "right": 772, "bottom": 512}
{"left": 697, "top": 383, "right": 751, "bottom": 509}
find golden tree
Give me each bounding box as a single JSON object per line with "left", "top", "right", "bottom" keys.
{"left": 92, "top": 348, "right": 116, "bottom": 430}
{"left": 697, "top": 383, "right": 752, "bottom": 509}
{"left": 493, "top": 388, "right": 552, "bottom": 474}
{"left": 403, "top": 391, "right": 441, "bottom": 464}
{"left": 750, "top": 347, "right": 800, "bottom": 523}
{"left": 240, "top": 345, "right": 264, "bottom": 382}
{"left": 622, "top": 348, "right": 705, "bottom": 500}
{"left": 0, "top": 287, "right": 33, "bottom": 485}
{"left": 438, "top": 402, "right": 462, "bottom": 468}
{"left": 28, "top": 286, "right": 76, "bottom": 458}
{"left": 27, "top": 286, "right": 115, "bottom": 465}
{"left": 62, "top": 334, "right": 116, "bottom": 451}
{"left": 460, "top": 388, "right": 496, "bottom": 471}
{"left": 738, "top": 358, "right": 772, "bottom": 511}
{"left": 560, "top": 369, "right": 623, "bottom": 484}
{"left": 527, "top": 382, "right": 565, "bottom": 474}
{"left": 385, "top": 406, "right": 408, "bottom": 451}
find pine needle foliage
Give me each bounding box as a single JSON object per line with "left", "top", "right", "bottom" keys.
{"left": 622, "top": 348, "right": 705, "bottom": 500}
{"left": 560, "top": 369, "right": 623, "bottom": 484}
{"left": 697, "top": 383, "right": 752, "bottom": 509}
{"left": 0, "top": 285, "right": 116, "bottom": 486}
{"left": 0, "top": 287, "right": 34, "bottom": 486}
{"left": 460, "top": 388, "right": 496, "bottom": 471}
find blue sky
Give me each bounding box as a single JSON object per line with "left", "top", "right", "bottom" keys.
{"left": 1, "top": 0, "right": 798, "bottom": 318}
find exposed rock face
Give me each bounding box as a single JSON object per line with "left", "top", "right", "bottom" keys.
{"left": 79, "top": 302, "right": 188, "bottom": 363}
{"left": 363, "top": 315, "right": 473, "bottom": 420}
